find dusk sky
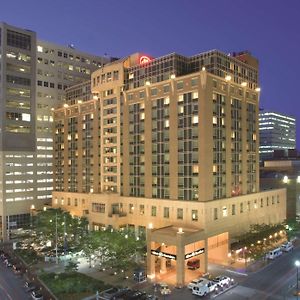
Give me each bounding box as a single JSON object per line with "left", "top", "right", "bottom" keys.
{"left": 1, "top": 0, "right": 300, "bottom": 146}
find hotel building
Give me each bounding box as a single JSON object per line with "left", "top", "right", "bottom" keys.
{"left": 0, "top": 22, "right": 109, "bottom": 240}
{"left": 53, "top": 50, "right": 286, "bottom": 286}
{"left": 259, "top": 110, "right": 296, "bottom": 161}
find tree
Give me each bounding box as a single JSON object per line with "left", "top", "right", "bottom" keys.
{"left": 64, "top": 260, "right": 78, "bottom": 273}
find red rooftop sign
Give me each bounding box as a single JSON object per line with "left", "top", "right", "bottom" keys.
{"left": 139, "top": 55, "right": 152, "bottom": 65}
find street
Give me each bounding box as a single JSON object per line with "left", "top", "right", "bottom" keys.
{"left": 0, "top": 260, "right": 29, "bottom": 300}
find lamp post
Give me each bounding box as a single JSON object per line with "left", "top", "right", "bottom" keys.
{"left": 55, "top": 212, "right": 58, "bottom": 264}
{"left": 30, "top": 204, "right": 35, "bottom": 228}
{"left": 295, "top": 260, "right": 300, "bottom": 299}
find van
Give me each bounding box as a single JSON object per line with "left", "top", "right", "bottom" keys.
{"left": 187, "top": 259, "right": 200, "bottom": 270}
{"left": 192, "top": 281, "right": 217, "bottom": 296}
{"left": 266, "top": 248, "right": 282, "bottom": 260}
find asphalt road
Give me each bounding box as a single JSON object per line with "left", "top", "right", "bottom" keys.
{"left": 0, "top": 260, "right": 29, "bottom": 300}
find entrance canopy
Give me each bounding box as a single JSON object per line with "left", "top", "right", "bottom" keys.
{"left": 148, "top": 225, "right": 206, "bottom": 246}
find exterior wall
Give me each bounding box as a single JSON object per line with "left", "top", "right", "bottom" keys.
{"left": 52, "top": 188, "right": 286, "bottom": 239}
{"left": 259, "top": 111, "right": 296, "bottom": 160}
{"left": 0, "top": 22, "right": 109, "bottom": 239}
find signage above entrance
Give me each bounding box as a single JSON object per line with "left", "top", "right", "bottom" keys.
{"left": 185, "top": 248, "right": 205, "bottom": 260}
{"left": 151, "top": 250, "right": 176, "bottom": 260}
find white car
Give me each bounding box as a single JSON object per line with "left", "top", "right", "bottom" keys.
{"left": 192, "top": 281, "right": 217, "bottom": 296}
{"left": 212, "top": 276, "right": 232, "bottom": 287}
{"left": 281, "top": 242, "right": 294, "bottom": 252}
{"left": 188, "top": 277, "right": 209, "bottom": 289}
{"left": 159, "top": 283, "right": 171, "bottom": 295}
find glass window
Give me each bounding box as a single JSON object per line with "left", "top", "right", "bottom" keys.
{"left": 151, "top": 206, "right": 157, "bottom": 217}
{"left": 139, "top": 204, "right": 145, "bottom": 215}
{"left": 177, "top": 208, "right": 183, "bottom": 220}
{"left": 232, "top": 204, "right": 236, "bottom": 215}
{"left": 164, "top": 207, "right": 169, "bottom": 218}
{"left": 129, "top": 204, "right": 134, "bottom": 214}
{"left": 192, "top": 210, "right": 198, "bottom": 221}
{"left": 214, "top": 208, "right": 218, "bottom": 220}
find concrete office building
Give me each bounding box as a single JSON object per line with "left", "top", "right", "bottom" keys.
{"left": 260, "top": 150, "right": 300, "bottom": 220}
{"left": 259, "top": 110, "right": 296, "bottom": 161}
{"left": 0, "top": 22, "right": 109, "bottom": 240}
{"left": 53, "top": 50, "right": 286, "bottom": 286}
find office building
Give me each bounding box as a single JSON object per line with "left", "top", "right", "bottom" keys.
{"left": 0, "top": 22, "right": 110, "bottom": 240}
{"left": 260, "top": 149, "right": 300, "bottom": 220}
{"left": 259, "top": 110, "right": 296, "bottom": 161}
{"left": 53, "top": 50, "right": 286, "bottom": 286}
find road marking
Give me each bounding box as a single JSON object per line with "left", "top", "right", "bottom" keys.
{"left": 0, "top": 283, "right": 13, "bottom": 300}
{"left": 226, "top": 269, "right": 248, "bottom": 276}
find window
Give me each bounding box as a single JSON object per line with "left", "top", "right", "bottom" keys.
{"left": 260, "top": 198, "right": 263, "bottom": 207}
{"left": 177, "top": 208, "right": 183, "bottom": 220}
{"left": 222, "top": 206, "right": 228, "bottom": 217}
{"left": 232, "top": 204, "right": 236, "bottom": 215}
{"left": 214, "top": 208, "right": 218, "bottom": 220}
{"left": 177, "top": 81, "right": 184, "bottom": 89}
{"left": 164, "top": 207, "right": 169, "bottom": 218}
{"left": 139, "top": 91, "right": 145, "bottom": 99}
{"left": 191, "top": 210, "right": 198, "bottom": 221}
{"left": 240, "top": 202, "right": 243, "bottom": 213}
{"left": 191, "top": 78, "right": 198, "bottom": 86}
{"left": 277, "top": 195, "right": 280, "bottom": 203}
{"left": 151, "top": 206, "right": 157, "bottom": 217}
{"left": 151, "top": 88, "right": 157, "bottom": 96}
{"left": 163, "top": 85, "right": 170, "bottom": 93}
{"left": 139, "top": 204, "right": 145, "bottom": 215}
{"left": 74, "top": 199, "right": 78, "bottom": 207}
{"left": 92, "top": 203, "right": 105, "bottom": 213}
{"left": 129, "top": 204, "right": 134, "bottom": 214}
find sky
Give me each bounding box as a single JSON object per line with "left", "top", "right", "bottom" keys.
{"left": 1, "top": 0, "right": 300, "bottom": 146}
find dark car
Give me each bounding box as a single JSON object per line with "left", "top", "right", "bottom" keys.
{"left": 31, "top": 290, "right": 43, "bottom": 300}
{"left": 24, "top": 282, "right": 38, "bottom": 292}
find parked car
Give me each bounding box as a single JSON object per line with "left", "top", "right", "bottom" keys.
{"left": 212, "top": 276, "right": 232, "bottom": 287}
{"left": 188, "top": 277, "right": 209, "bottom": 289}
{"left": 281, "top": 242, "right": 294, "bottom": 252}
{"left": 192, "top": 281, "right": 217, "bottom": 296}
{"left": 266, "top": 248, "right": 282, "bottom": 260}
{"left": 187, "top": 258, "right": 200, "bottom": 270}
{"left": 31, "top": 290, "right": 43, "bottom": 300}
{"left": 24, "top": 282, "right": 38, "bottom": 292}
{"left": 159, "top": 283, "right": 171, "bottom": 295}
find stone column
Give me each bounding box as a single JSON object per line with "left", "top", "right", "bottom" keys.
{"left": 203, "top": 238, "right": 208, "bottom": 274}
{"left": 160, "top": 245, "right": 167, "bottom": 274}
{"left": 176, "top": 232, "right": 185, "bottom": 287}
{"left": 146, "top": 229, "right": 155, "bottom": 279}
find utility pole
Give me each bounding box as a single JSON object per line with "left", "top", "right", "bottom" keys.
{"left": 64, "top": 214, "right": 67, "bottom": 257}
{"left": 55, "top": 212, "right": 58, "bottom": 264}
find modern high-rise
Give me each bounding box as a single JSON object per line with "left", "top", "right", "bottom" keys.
{"left": 53, "top": 50, "right": 286, "bottom": 286}
{"left": 259, "top": 110, "right": 296, "bottom": 160}
{"left": 0, "top": 22, "right": 110, "bottom": 240}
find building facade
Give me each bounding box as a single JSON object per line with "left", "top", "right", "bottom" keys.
{"left": 259, "top": 110, "right": 296, "bottom": 161}
{"left": 0, "top": 22, "right": 110, "bottom": 240}
{"left": 53, "top": 51, "right": 286, "bottom": 286}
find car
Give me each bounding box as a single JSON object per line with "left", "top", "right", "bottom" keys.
{"left": 266, "top": 248, "right": 282, "bottom": 259}
{"left": 187, "top": 277, "right": 209, "bottom": 289}
{"left": 24, "top": 282, "right": 38, "bottom": 292}
{"left": 212, "top": 276, "right": 232, "bottom": 287}
{"left": 192, "top": 281, "right": 217, "bottom": 297}
{"left": 31, "top": 290, "right": 43, "bottom": 300}
{"left": 187, "top": 258, "right": 200, "bottom": 270}
{"left": 159, "top": 283, "right": 171, "bottom": 295}
{"left": 281, "top": 242, "right": 294, "bottom": 252}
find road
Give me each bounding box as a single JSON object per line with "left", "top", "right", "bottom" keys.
{"left": 0, "top": 260, "right": 29, "bottom": 300}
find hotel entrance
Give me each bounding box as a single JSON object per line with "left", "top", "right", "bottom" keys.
{"left": 147, "top": 225, "right": 229, "bottom": 287}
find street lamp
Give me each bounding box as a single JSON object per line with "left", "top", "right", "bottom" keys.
{"left": 30, "top": 204, "right": 35, "bottom": 228}
{"left": 295, "top": 260, "right": 300, "bottom": 298}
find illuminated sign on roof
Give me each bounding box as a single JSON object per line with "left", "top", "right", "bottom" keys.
{"left": 139, "top": 55, "right": 152, "bottom": 65}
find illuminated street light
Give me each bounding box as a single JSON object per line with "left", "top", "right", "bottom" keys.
{"left": 295, "top": 260, "right": 300, "bottom": 299}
